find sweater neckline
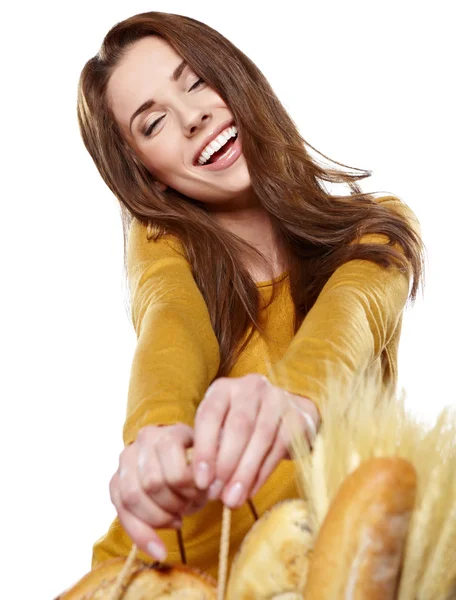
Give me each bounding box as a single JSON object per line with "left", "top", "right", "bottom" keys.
{"left": 255, "top": 271, "right": 289, "bottom": 288}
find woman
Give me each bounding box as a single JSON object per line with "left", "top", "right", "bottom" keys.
{"left": 77, "top": 11, "right": 424, "bottom": 579}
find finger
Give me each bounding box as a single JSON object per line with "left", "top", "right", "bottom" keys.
{"left": 110, "top": 473, "right": 178, "bottom": 563}
{"left": 212, "top": 395, "right": 261, "bottom": 492}
{"left": 154, "top": 431, "right": 208, "bottom": 510}
{"left": 248, "top": 427, "right": 289, "bottom": 499}
{"left": 116, "top": 455, "right": 179, "bottom": 526}
{"left": 183, "top": 490, "right": 209, "bottom": 515}
{"left": 297, "top": 409, "right": 318, "bottom": 449}
{"left": 138, "top": 443, "right": 194, "bottom": 515}
{"left": 154, "top": 424, "right": 196, "bottom": 491}
{"left": 220, "top": 398, "right": 281, "bottom": 508}
{"left": 137, "top": 422, "right": 194, "bottom": 470}
{"left": 138, "top": 424, "right": 197, "bottom": 508}
{"left": 193, "top": 379, "right": 231, "bottom": 490}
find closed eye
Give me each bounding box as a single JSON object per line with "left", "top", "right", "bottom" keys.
{"left": 189, "top": 77, "right": 205, "bottom": 92}
{"left": 143, "top": 78, "right": 206, "bottom": 137}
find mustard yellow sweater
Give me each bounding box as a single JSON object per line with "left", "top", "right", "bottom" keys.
{"left": 92, "top": 196, "right": 417, "bottom": 579}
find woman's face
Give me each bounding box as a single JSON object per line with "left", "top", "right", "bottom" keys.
{"left": 107, "top": 36, "right": 252, "bottom": 209}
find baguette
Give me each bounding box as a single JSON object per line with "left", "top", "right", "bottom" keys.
{"left": 304, "top": 457, "right": 416, "bottom": 600}
{"left": 225, "top": 499, "right": 312, "bottom": 599}
{"left": 56, "top": 556, "right": 216, "bottom": 599}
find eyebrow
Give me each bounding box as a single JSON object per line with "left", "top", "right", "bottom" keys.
{"left": 129, "top": 59, "right": 188, "bottom": 133}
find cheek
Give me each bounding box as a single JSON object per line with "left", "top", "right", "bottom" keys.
{"left": 141, "top": 142, "right": 180, "bottom": 181}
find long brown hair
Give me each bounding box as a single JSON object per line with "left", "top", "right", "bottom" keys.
{"left": 77, "top": 11, "right": 425, "bottom": 377}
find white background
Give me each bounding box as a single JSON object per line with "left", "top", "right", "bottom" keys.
{"left": 1, "top": 1, "right": 454, "bottom": 598}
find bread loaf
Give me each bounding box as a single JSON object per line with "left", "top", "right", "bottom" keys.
{"left": 225, "top": 499, "right": 312, "bottom": 599}
{"left": 56, "top": 556, "right": 216, "bottom": 599}
{"left": 304, "top": 457, "right": 416, "bottom": 600}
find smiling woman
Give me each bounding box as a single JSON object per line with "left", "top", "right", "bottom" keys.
{"left": 104, "top": 34, "right": 252, "bottom": 211}
{"left": 76, "top": 9, "right": 425, "bottom": 584}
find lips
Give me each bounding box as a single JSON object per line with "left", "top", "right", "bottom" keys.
{"left": 192, "top": 119, "right": 235, "bottom": 166}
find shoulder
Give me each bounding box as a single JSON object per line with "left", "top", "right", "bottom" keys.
{"left": 125, "top": 220, "right": 215, "bottom": 336}
{"left": 126, "top": 219, "right": 196, "bottom": 302}
{"left": 127, "top": 218, "right": 187, "bottom": 269}
{"left": 372, "top": 194, "right": 421, "bottom": 234}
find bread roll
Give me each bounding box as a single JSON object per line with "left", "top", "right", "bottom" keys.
{"left": 56, "top": 557, "right": 216, "bottom": 599}
{"left": 225, "top": 499, "right": 312, "bottom": 599}
{"left": 305, "top": 457, "right": 416, "bottom": 600}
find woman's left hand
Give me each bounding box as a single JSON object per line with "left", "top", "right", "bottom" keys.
{"left": 192, "top": 373, "right": 321, "bottom": 509}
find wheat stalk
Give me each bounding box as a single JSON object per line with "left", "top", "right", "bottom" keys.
{"left": 288, "top": 369, "right": 456, "bottom": 600}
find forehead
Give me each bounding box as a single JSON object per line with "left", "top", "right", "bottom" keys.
{"left": 107, "top": 36, "right": 182, "bottom": 128}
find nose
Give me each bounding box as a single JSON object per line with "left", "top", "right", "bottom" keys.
{"left": 184, "top": 112, "right": 211, "bottom": 137}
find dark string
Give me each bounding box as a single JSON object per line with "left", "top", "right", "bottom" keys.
{"left": 175, "top": 498, "right": 259, "bottom": 565}
{"left": 247, "top": 498, "right": 259, "bottom": 521}
{"left": 176, "top": 528, "right": 187, "bottom": 564}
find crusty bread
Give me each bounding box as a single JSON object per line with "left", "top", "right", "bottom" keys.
{"left": 57, "top": 557, "right": 216, "bottom": 599}
{"left": 291, "top": 371, "right": 456, "bottom": 599}
{"left": 304, "top": 457, "right": 416, "bottom": 600}
{"left": 225, "top": 499, "right": 312, "bottom": 599}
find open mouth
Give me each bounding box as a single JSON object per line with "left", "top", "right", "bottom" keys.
{"left": 201, "top": 132, "right": 238, "bottom": 166}
{"left": 193, "top": 120, "right": 238, "bottom": 167}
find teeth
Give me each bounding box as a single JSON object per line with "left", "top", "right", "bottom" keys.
{"left": 197, "top": 126, "right": 238, "bottom": 165}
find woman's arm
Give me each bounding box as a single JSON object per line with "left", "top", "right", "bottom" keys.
{"left": 267, "top": 197, "right": 420, "bottom": 412}
{"left": 123, "top": 219, "right": 220, "bottom": 445}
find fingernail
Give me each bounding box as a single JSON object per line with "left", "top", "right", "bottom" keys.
{"left": 147, "top": 541, "right": 167, "bottom": 562}
{"left": 208, "top": 479, "right": 224, "bottom": 500}
{"left": 204, "top": 384, "right": 215, "bottom": 400}
{"left": 260, "top": 375, "right": 271, "bottom": 387}
{"left": 170, "top": 519, "right": 183, "bottom": 529}
{"left": 195, "top": 461, "right": 210, "bottom": 489}
{"left": 224, "top": 482, "right": 244, "bottom": 508}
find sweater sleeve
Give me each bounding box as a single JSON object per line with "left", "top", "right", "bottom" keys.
{"left": 267, "top": 196, "right": 421, "bottom": 411}
{"left": 123, "top": 219, "right": 220, "bottom": 445}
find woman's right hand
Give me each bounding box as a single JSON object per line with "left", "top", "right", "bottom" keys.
{"left": 109, "top": 423, "right": 208, "bottom": 561}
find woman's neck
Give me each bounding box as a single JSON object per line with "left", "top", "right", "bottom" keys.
{"left": 213, "top": 205, "right": 288, "bottom": 280}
